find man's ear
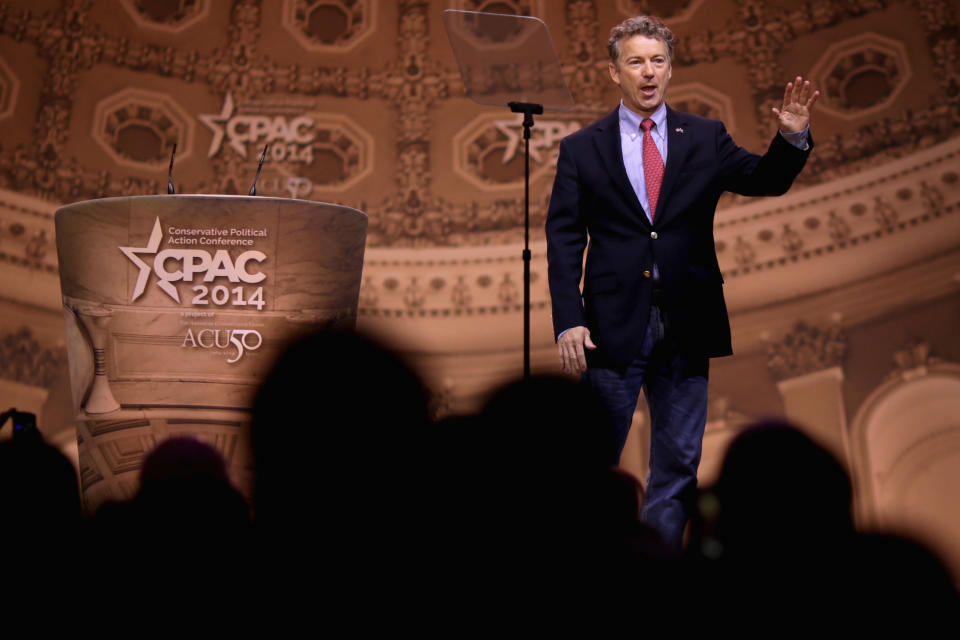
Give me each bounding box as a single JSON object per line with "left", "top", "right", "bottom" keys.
{"left": 608, "top": 61, "right": 620, "bottom": 86}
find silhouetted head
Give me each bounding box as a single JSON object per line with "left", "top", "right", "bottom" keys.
{"left": 140, "top": 436, "right": 230, "bottom": 490}
{"left": 479, "top": 375, "right": 613, "bottom": 474}
{"left": 251, "top": 330, "right": 430, "bottom": 528}
{"left": 468, "top": 376, "right": 628, "bottom": 548}
{"left": 714, "top": 419, "right": 853, "bottom": 555}
{"left": 133, "top": 436, "right": 249, "bottom": 532}
{"left": 0, "top": 435, "right": 81, "bottom": 537}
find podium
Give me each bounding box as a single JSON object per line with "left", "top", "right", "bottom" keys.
{"left": 54, "top": 195, "right": 368, "bottom": 511}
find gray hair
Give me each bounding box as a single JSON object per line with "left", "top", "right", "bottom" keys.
{"left": 608, "top": 15, "right": 675, "bottom": 64}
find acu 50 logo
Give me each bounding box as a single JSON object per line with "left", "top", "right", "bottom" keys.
{"left": 182, "top": 328, "right": 263, "bottom": 364}
{"left": 120, "top": 218, "right": 267, "bottom": 310}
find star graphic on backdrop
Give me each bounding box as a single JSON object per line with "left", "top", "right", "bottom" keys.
{"left": 119, "top": 217, "right": 179, "bottom": 303}
{"left": 199, "top": 93, "right": 241, "bottom": 158}
{"left": 495, "top": 119, "right": 546, "bottom": 166}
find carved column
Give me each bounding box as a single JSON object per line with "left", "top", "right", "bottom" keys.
{"left": 766, "top": 320, "right": 850, "bottom": 463}
{"left": 71, "top": 305, "right": 120, "bottom": 414}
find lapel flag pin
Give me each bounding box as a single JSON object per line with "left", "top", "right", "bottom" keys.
{"left": 675, "top": 127, "right": 684, "bottom": 134}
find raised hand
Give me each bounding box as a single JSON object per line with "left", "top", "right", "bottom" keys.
{"left": 772, "top": 76, "right": 820, "bottom": 133}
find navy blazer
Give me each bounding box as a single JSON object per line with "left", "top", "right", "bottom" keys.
{"left": 545, "top": 106, "right": 812, "bottom": 366}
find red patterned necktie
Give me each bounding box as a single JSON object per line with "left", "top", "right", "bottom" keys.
{"left": 640, "top": 118, "right": 664, "bottom": 220}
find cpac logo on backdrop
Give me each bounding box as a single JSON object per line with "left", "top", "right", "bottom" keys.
{"left": 120, "top": 218, "right": 267, "bottom": 309}
{"left": 199, "top": 92, "right": 316, "bottom": 162}
{"left": 181, "top": 328, "right": 263, "bottom": 363}
{"left": 495, "top": 119, "right": 581, "bottom": 165}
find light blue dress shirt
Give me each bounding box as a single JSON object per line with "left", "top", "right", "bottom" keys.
{"left": 620, "top": 102, "right": 668, "bottom": 223}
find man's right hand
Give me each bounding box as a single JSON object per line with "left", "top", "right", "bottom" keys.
{"left": 558, "top": 326, "right": 597, "bottom": 375}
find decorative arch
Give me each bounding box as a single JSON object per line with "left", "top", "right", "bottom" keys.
{"left": 281, "top": 0, "right": 378, "bottom": 53}
{"left": 668, "top": 82, "right": 736, "bottom": 133}
{"left": 0, "top": 55, "right": 20, "bottom": 121}
{"left": 808, "top": 32, "right": 912, "bottom": 121}
{"left": 616, "top": 0, "right": 707, "bottom": 24}
{"left": 849, "top": 360, "right": 960, "bottom": 568}
{"left": 119, "top": 0, "right": 211, "bottom": 33}
{"left": 91, "top": 88, "right": 195, "bottom": 170}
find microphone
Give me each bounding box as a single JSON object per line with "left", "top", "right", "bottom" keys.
{"left": 249, "top": 145, "right": 269, "bottom": 196}
{"left": 167, "top": 143, "right": 177, "bottom": 194}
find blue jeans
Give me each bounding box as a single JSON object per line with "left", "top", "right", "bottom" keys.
{"left": 582, "top": 305, "right": 709, "bottom": 552}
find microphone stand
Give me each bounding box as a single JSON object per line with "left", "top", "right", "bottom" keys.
{"left": 167, "top": 143, "right": 177, "bottom": 194}
{"left": 249, "top": 145, "right": 269, "bottom": 196}
{"left": 508, "top": 101, "right": 542, "bottom": 381}
{"left": 442, "top": 9, "right": 573, "bottom": 381}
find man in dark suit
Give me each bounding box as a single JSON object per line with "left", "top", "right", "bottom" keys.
{"left": 546, "top": 15, "right": 818, "bottom": 551}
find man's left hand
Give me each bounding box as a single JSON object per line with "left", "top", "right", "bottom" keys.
{"left": 773, "top": 76, "right": 820, "bottom": 133}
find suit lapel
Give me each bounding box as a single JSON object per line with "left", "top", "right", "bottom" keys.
{"left": 591, "top": 109, "right": 650, "bottom": 225}
{"left": 654, "top": 106, "right": 692, "bottom": 227}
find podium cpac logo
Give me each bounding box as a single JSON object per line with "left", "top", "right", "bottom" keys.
{"left": 120, "top": 218, "right": 267, "bottom": 303}
{"left": 181, "top": 328, "right": 263, "bottom": 363}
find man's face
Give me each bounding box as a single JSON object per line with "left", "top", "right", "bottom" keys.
{"left": 608, "top": 35, "right": 672, "bottom": 117}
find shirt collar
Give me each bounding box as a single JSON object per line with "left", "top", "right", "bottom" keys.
{"left": 619, "top": 101, "right": 668, "bottom": 140}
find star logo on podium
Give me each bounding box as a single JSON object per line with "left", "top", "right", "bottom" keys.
{"left": 119, "top": 217, "right": 179, "bottom": 302}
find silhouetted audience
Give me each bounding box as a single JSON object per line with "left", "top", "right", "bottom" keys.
{"left": 0, "top": 425, "right": 81, "bottom": 569}
{"left": 465, "top": 376, "right": 668, "bottom": 577}
{"left": 85, "top": 436, "right": 250, "bottom": 606}
{"left": 129, "top": 436, "right": 250, "bottom": 532}
{"left": 713, "top": 420, "right": 855, "bottom": 559}
{"left": 249, "top": 329, "right": 437, "bottom": 594}
{"left": 6, "top": 330, "right": 958, "bottom": 618}
{"left": 693, "top": 420, "right": 959, "bottom": 624}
